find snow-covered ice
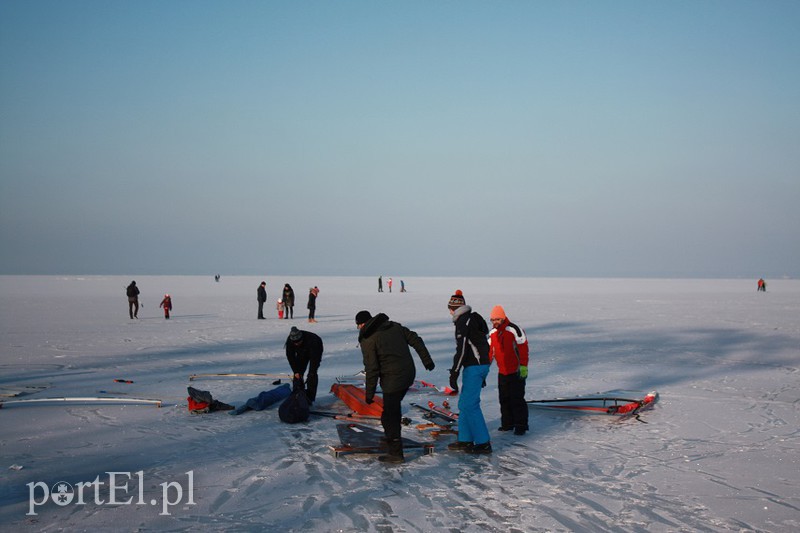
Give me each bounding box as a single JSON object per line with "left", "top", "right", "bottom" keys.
{"left": 1, "top": 275, "right": 798, "bottom": 532}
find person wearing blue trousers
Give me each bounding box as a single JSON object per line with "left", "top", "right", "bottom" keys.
{"left": 445, "top": 290, "right": 493, "bottom": 454}
{"left": 456, "top": 364, "right": 491, "bottom": 450}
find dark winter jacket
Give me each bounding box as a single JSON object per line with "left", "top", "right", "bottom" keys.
{"left": 282, "top": 285, "right": 295, "bottom": 307}
{"left": 307, "top": 292, "right": 317, "bottom": 310}
{"left": 451, "top": 305, "right": 490, "bottom": 372}
{"left": 358, "top": 313, "right": 434, "bottom": 399}
{"left": 257, "top": 285, "right": 267, "bottom": 303}
{"left": 285, "top": 330, "right": 324, "bottom": 376}
{"left": 126, "top": 282, "right": 139, "bottom": 299}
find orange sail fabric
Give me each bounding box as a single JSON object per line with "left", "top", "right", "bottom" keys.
{"left": 330, "top": 383, "right": 384, "bottom": 417}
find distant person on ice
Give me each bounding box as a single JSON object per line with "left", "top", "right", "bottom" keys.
{"left": 355, "top": 310, "right": 435, "bottom": 464}
{"left": 400, "top": 280, "right": 406, "bottom": 292}
{"left": 285, "top": 326, "right": 324, "bottom": 404}
{"left": 257, "top": 281, "right": 267, "bottom": 320}
{"left": 282, "top": 284, "right": 295, "bottom": 319}
{"left": 307, "top": 286, "right": 319, "bottom": 323}
{"left": 126, "top": 280, "right": 140, "bottom": 319}
{"left": 159, "top": 294, "right": 173, "bottom": 319}
{"left": 387, "top": 277, "right": 393, "bottom": 293}
{"left": 446, "top": 290, "right": 492, "bottom": 454}
{"left": 378, "top": 275, "right": 383, "bottom": 292}
{"left": 757, "top": 278, "right": 767, "bottom": 292}
{"left": 277, "top": 298, "right": 284, "bottom": 319}
{"left": 488, "top": 305, "right": 529, "bottom": 436}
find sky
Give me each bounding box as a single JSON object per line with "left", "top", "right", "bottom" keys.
{"left": 1, "top": 0, "right": 798, "bottom": 278}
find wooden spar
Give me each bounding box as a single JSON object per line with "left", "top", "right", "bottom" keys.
{"left": 189, "top": 373, "right": 292, "bottom": 381}
{"left": 0, "top": 396, "right": 162, "bottom": 408}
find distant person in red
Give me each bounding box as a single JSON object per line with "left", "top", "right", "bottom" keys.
{"left": 757, "top": 278, "right": 767, "bottom": 292}
{"left": 159, "top": 294, "right": 173, "bottom": 319}
{"left": 387, "top": 278, "right": 393, "bottom": 293}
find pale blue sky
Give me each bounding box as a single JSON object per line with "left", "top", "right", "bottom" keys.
{"left": 1, "top": 1, "right": 798, "bottom": 277}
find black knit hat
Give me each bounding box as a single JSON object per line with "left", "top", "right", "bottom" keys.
{"left": 355, "top": 310, "right": 372, "bottom": 325}
{"left": 447, "top": 290, "right": 465, "bottom": 310}
{"left": 289, "top": 326, "right": 302, "bottom": 342}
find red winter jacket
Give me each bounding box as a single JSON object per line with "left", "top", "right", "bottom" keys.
{"left": 488, "top": 319, "right": 529, "bottom": 376}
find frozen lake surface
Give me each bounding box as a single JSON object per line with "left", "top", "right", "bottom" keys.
{"left": 1, "top": 275, "right": 798, "bottom": 532}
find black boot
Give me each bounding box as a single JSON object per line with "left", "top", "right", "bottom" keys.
{"left": 378, "top": 454, "right": 404, "bottom": 464}
{"left": 447, "top": 441, "right": 472, "bottom": 451}
{"left": 378, "top": 439, "right": 404, "bottom": 464}
{"left": 466, "top": 441, "right": 492, "bottom": 455}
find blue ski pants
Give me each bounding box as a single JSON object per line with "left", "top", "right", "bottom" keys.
{"left": 458, "top": 364, "right": 490, "bottom": 445}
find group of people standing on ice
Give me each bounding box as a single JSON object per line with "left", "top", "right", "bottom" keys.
{"left": 259, "top": 282, "right": 320, "bottom": 323}
{"left": 378, "top": 275, "right": 406, "bottom": 293}
{"left": 124, "top": 279, "right": 319, "bottom": 322}
{"left": 126, "top": 279, "right": 529, "bottom": 464}
{"left": 443, "top": 290, "right": 529, "bottom": 456}
{"left": 351, "top": 289, "right": 529, "bottom": 463}
{"left": 125, "top": 280, "right": 173, "bottom": 320}
{"left": 278, "top": 287, "right": 528, "bottom": 464}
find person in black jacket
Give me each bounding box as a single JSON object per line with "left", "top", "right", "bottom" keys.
{"left": 126, "top": 281, "right": 140, "bottom": 319}
{"left": 356, "top": 310, "right": 435, "bottom": 463}
{"left": 257, "top": 281, "right": 267, "bottom": 320}
{"left": 285, "top": 326, "right": 323, "bottom": 403}
{"left": 446, "top": 290, "right": 492, "bottom": 454}
{"left": 282, "top": 284, "right": 295, "bottom": 319}
{"left": 307, "top": 286, "right": 319, "bottom": 323}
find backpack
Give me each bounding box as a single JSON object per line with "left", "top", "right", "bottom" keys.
{"left": 278, "top": 378, "right": 310, "bottom": 423}
{"left": 187, "top": 386, "right": 234, "bottom": 414}
{"left": 187, "top": 396, "right": 210, "bottom": 414}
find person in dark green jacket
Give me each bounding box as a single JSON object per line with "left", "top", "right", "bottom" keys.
{"left": 356, "top": 310, "right": 435, "bottom": 463}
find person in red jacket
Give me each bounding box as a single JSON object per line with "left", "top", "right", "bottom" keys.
{"left": 488, "top": 305, "right": 529, "bottom": 435}
{"left": 159, "top": 294, "right": 173, "bottom": 319}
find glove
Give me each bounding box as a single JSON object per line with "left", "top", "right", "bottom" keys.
{"left": 449, "top": 369, "right": 459, "bottom": 393}
{"left": 425, "top": 361, "right": 435, "bottom": 371}
{"left": 519, "top": 366, "right": 528, "bottom": 379}
{"left": 365, "top": 395, "right": 374, "bottom": 405}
